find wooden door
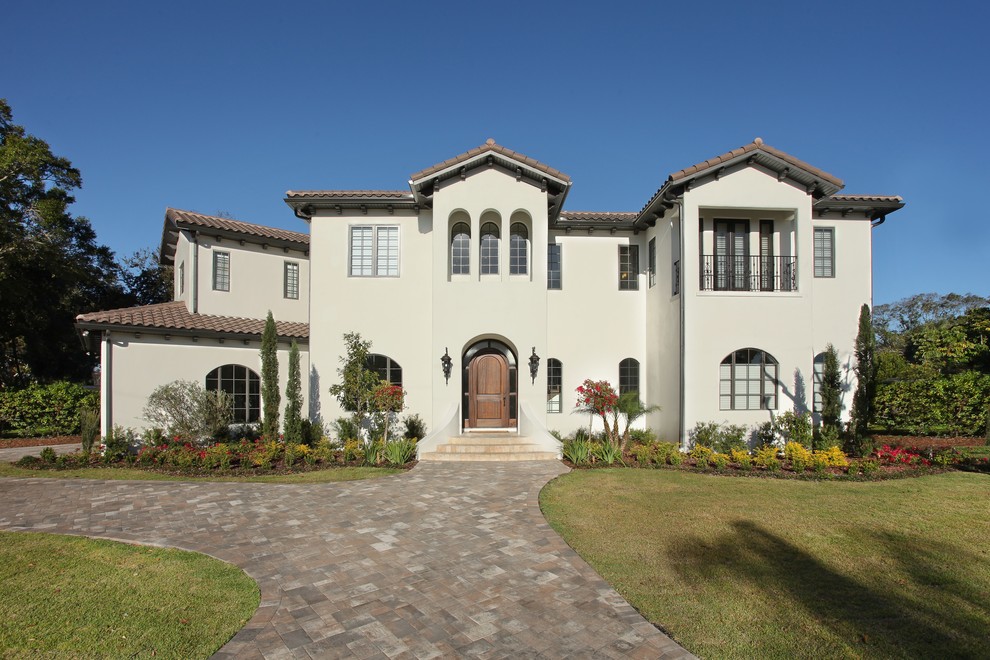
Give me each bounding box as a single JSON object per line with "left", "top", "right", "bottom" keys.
{"left": 469, "top": 353, "right": 509, "bottom": 428}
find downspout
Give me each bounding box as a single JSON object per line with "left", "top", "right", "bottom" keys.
{"left": 192, "top": 231, "right": 200, "bottom": 314}
{"left": 669, "top": 197, "right": 687, "bottom": 450}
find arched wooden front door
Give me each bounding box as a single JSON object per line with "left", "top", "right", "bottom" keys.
{"left": 468, "top": 352, "right": 510, "bottom": 428}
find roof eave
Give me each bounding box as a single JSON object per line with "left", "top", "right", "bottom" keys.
{"left": 74, "top": 320, "right": 309, "bottom": 343}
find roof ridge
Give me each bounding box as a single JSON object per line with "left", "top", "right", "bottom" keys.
{"left": 409, "top": 139, "right": 571, "bottom": 183}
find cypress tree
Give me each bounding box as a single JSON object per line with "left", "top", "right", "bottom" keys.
{"left": 260, "top": 311, "right": 281, "bottom": 441}
{"left": 821, "top": 343, "right": 843, "bottom": 436}
{"left": 284, "top": 340, "right": 303, "bottom": 444}
{"left": 849, "top": 304, "right": 877, "bottom": 448}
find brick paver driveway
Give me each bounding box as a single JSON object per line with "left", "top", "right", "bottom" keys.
{"left": 0, "top": 461, "right": 692, "bottom": 659}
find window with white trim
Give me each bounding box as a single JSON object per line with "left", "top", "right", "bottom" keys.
{"left": 619, "top": 358, "right": 639, "bottom": 395}
{"left": 619, "top": 245, "right": 639, "bottom": 290}
{"left": 366, "top": 354, "right": 402, "bottom": 386}
{"left": 547, "top": 358, "right": 562, "bottom": 413}
{"left": 547, "top": 243, "right": 561, "bottom": 290}
{"left": 206, "top": 364, "right": 259, "bottom": 423}
{"left": 284, "top": 261, "right": 299, "bottom": 299}
{"left": 451, "top": 222, "right": 470, "bottom": 275}
{"left": 212, "top": 251, "right": 230, "bottom": 291}
{"left": 480, "top": 222, "right": 500, "bottom": 275}
{"left": 349, "top": 226, "right": 399, "bottom": 277}
{"left": 814, "top": 227, "right": 834, "bottom": 278}
{"left": 719, "top": 349, "right": 778, "bottom": 410}
{"left": 510, "top": 223, "right": 528, "bottom": 275}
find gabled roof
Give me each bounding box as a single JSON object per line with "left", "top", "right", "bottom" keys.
{"left": 160, "top": 208, "right": 309, "bottom": 265}
{"left": 75, "top": 301, "right": 309, "bottom": 340}
{"left": 635, "top": 138, "right": 851, "bottom": 227}
{"left": 410, "top": 139, "right": 571, "bottom": 184}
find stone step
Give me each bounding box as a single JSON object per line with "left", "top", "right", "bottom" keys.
{"left": 436, "top": 443, "right": 541, "bottom": 454}
{"left": 418, "top": 451, "right": 560, "bottom": 462}
{"left": 446, "top": 435, "right": 532, "bottom": 446}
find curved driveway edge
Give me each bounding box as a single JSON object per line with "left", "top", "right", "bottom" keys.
{"left": 0, "top": 462, "right": 693, "bottom": 659}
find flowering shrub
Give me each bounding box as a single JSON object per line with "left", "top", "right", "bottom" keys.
{"left": 875, "top": 445, "right": 931, "bottom": 467}
{"left": 711, "top": 452, "right": 730, "bottom": 471}
{"left": 754, "top": 446, "right": 781, "bottom": 471}
{"left": 575, "top": 380, "right": 620, "bottom": 446}
{"left": 784, "top": 442, "right": 813, "bottom": 465}
{"left": 816, "top": 446, "right": 850, "bottom": 467}
{"left": 730, "top": 448, "right": 752, "bottom": 470}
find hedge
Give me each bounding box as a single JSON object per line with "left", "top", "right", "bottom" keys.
{"left": 0, "top": 382, "right": 98, "bottom": 437}
{"left": 873, "top": 371, "right": 990, "bottom": 436}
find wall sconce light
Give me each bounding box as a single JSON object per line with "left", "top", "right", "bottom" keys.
{"left": 529, "top": 347, "right": 540, "bottom": 384}
{"left": 441, "top": 347, "right": 452, "bottom": 384}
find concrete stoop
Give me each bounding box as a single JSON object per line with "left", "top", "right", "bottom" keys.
{"left": 418, "top": 432, "right": 559, "bottom": 462}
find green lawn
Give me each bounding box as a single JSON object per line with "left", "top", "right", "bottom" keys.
{"left": 0, "top": 463, "right": 401, "bottom": 482}
{"left": 540, "top": 469, "right": 990, "bottom": 659}
{"left": 0, "top": 532, "right": 258, "bottom": 658}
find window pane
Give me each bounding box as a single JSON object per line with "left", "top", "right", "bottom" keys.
{"left": 547, "top": 244, "right": 561, "bottom": 289}
{"left": 648, "top": 238, "right": 656, "bottom": 288}
{"left": 814, "top": 228, "right": 834, "bottom": 278}
{"left": 547, "top": 358, "right": 562, "bottom": 413}
{"left": 213, "top": 251, "right": 230, "bottom": 291}
{"left": 375, "top": 227, "right": 399, "bottom": 276}
{"left": 510, "top": 223, "right": 528, "bottom": 275}
{"left": 284, "top": 262, "right": 299, "bottom": 299}
{"left": 481, "top": 222, "right": 499, "bottom": 275}
{"left": 350, "top": 227, "right": 373, "bottom": 276}
{"left": 451, "top": 222, "right": 470, "bottom": 275}
{"left": 619, "top": 245, "right": 639, "bottom": 290}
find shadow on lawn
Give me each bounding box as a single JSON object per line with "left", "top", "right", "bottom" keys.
{"left": 668, "top": 520, "right": 987, "bottom": 656}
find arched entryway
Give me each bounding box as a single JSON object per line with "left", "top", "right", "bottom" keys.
{"left": 462, "top": 339, "right": 517, "bottom": 428}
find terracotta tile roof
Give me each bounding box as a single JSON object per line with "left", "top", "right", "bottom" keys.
{"left": 284, "top": 190, "right": 412, "bottom": 200}
{"left": 560, "top": 211, "right": 639, "bottom": 223}
{"left": 410, "top": 139, "right": 571, "bottom": 183}
{"left": 166, "top": 208, "right": 309, "bottom": 245}
{"left": 76, "top": 302, "right": 309, "bottom": 339}
{"left": 825, "top": 194, "right": 903, "bottom": 203}
{"left": 669, "top": 137, "right": 844, "bottom": 188}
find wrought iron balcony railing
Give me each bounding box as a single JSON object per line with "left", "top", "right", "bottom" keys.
{"left": 700, "top": 255, "right": 797, "bottom": 292}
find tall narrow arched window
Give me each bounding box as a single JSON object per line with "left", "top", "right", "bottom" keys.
{"left": 719, "top": 348, "right": 778, "bottom": 410}
{"left": 365, "top": 354, "right": 402, "bottom": 386}
{"left": 206, "top": 364, "right": 260, "bottom": 423}
{"left": 510, "top": 223, "right": 529, "bottom": 275}
{"left": 480, "top": 222, "right": 500, "bottom": 275}
{"left": 451, "top": 222, "right": 470, "bottom": 275}
{"left": 547, "top": 358, "right": 562, "bottom": 413}
{"left": 619, "top": 358, "right": 639, "bottom": 396}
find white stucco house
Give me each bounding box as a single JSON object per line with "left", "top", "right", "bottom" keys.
{"left": 76, "top": 138, "right": 903, "bottom": 459}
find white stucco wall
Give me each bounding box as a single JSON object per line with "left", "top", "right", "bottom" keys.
{"left": 101, "top": 332, "right": 309, "bottom": 436}
{"left": 171, "top": 230, "right": 310, "bottom": 323}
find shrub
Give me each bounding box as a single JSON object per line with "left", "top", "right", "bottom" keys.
{"left": 342, "top": 439, "right": 363, "bottom": 462}
{"left": 202, "top": 444, "right": 232, "bottom": 470}
{"left": 0, "top": 381, "right": 98, "bottom": 437}
{"left": 629, "top": 428, "right": 657, "bottom": 446}
{"left": 403, "top": 414, "right": 428, "bottom": 440}
{"left": 689, "top": 422, "right": 721, "bottom": 449}
{"left": 753, "top": 421, "right": 776, "bottom": 447}
{"left": 631, "top": 443, "right": 654, "bottom": 465}
{"left": 39, "top": 446, "right": 57, "bottom": 463}
{"left": 754, "top": 445, "right": 780, "bottom": 471}
{"left": 79, "top": 407, "right": 99, "bottom": 454}
{"left": 383, "top": 438, "right": 417, "bottom": 466}
{"left": 711, "top": 452, "right": 730, "bottom": 471}
{"left": 816, "top": 445, "right": 849, "bottom": 468}
{"left": 143, "top": 381, "right": 233, "bottom": 444}
{"left": 667, "top": 450, "right": 684, "bottom": 466}
{"left": 654, "top": 442, "right": 678, "bottom": 464}
{"left": 873, "top": 371, "right": 990, "bottom": 436}
{"left": 689, "top": 421, "right": 748, "bottom": 453}
{"left": 815, "top": 424, "right": 842, "bottom": 451}
{"left": 858, "top": 458, "right": 880, "bottom": 476}
{"left": 362, "top": 438, "right": 382, "bottom": 466}
{"left": 729, "top": 448, "right": 752, "bottom": 470}
{"left": 563, "top": 438, "right": 591, "bottom": 465}
{"left": 592, "top": 441, "right": 622, "bottom": 466}
{"left": 334, "top": 417, "right": 361, "bottom": 443}
{"left": 775, "top": 412, "right": 813, "bottom": 449}
{"left": 102, "top": 425, "right": 134, "bottom": 463}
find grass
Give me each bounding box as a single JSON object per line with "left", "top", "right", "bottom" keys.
{"left": 540, "top": 469, "right": 990, "bottom": 658}
{"left": 0, "top": 531, "right": 258, "bottom": 658}
{"left": 0, "top": 462, "right": 401, "bottom": 482}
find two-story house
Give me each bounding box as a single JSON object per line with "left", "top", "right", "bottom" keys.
{"left": 77, "top": 139, "right": 903, "bottom": 457}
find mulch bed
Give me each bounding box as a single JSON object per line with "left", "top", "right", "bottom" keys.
{"left": 874, "top": 435, "right": 986, "bottom": 450}
{"left": 0, "top": 435, "right": 81, "bottom": 449}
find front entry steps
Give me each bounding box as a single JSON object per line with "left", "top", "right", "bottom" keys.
{"left": 418, "top": 432, "right": 558, "bottom": 462}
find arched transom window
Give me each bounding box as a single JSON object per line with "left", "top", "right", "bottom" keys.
{"left": 720, "top": 349, "right": 778, "bottom": 410}
{"left": 366, "top": 354, "right": 402, "bottom": 386}
{"left": 206, "top": 364, "right": 260, "bottom": 423}
{"left": 619, "top": 358, "right": 639, "bottom": 396}
{"left": 510, "top": 223, "right": 528, "bottom": 275}
{"left": 451, "top": 222, "right": 470, "bottom": 275}
{"left": 480, "top": 222, "right": 500, "bottom": 275}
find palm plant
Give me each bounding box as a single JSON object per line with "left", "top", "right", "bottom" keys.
{"left": 613, "top": 391, "right": 661, "bottom": 452}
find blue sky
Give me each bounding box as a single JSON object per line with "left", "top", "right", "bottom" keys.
{"left": 4, "top": 0, "right": 988, "bottom": 305}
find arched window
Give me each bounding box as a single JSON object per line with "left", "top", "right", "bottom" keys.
{"left": 480, "top": 222, "right": 500, "bottom": 275}
{"left": 720, "top": 349, "right": 778, "bottom": 410}
{"left": 510, "top": 223, "right": 529, "bottom": 275}
{"left": 206, "top": 364, "right": 260, "bottom": 423}
{"left": 451, "top": 222, "right": 470, "bottom": 275}
{"left": 366, "top": 354, "right": 402, "bottom": 386}
{"left": 547, "top": 358, "right": 562, "bottom": 413}
{"left": 619, "top": 358, "right": 639, "bottom": 396}
{"left": 812, "top": 352, "right": 825, "bottom": 414}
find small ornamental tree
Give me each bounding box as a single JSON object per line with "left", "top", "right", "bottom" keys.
{"left": 849, "top": 304, "right": 877, "bottom": 451}
{"left": 260, "top": 311, "right": 281, "bottom": 441}
{"left": 283, "top": 340, "right": 303, "bottom": 444}
{"left": 328, "top": 332, "right": 382, "bottom": 433}
{"left": 820, "top": 343, "right": 843, "bottom": 437}
{"left": 575, "top": 379, "right": 619, "bottom": 447}
{"left": 371, "top": 383, "right": 406, "bottom": 444}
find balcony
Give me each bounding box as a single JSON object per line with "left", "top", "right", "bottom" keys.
{"left": 700, "top": 255, "right": 796, "bottom": 292}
